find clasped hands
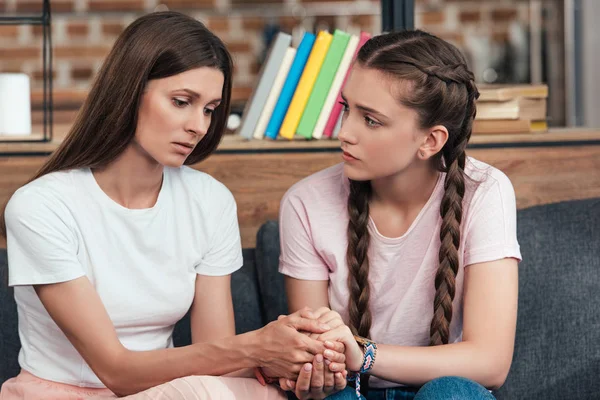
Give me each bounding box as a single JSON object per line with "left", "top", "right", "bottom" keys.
{"left": 256, "top": 307, "right": 364, "bottom": 400}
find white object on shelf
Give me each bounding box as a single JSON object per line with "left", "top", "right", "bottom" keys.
{"left": 0, "top": 73, "right": 32, "bottom": 136}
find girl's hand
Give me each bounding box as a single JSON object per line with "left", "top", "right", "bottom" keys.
{"left": 279, "top": 356, "right": 348, "bottom": 399}
{"left": 319, "top": 327, "right": 364, "bottom": 372}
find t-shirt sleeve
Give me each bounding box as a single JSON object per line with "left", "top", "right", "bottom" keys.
{"left": 278, "top": 191, "right": 329, "bottom": 280}
{"left": 5, "top": 188, "right": 85, "bottom": 286}
{"left": 194, "top": 185, "right": 243, "bottom": 276}
{"left": 463, "top": 172, "right": 522, "bottom": 267}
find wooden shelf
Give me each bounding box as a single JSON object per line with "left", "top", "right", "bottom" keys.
{"left": 1, "top": 124, "right": 599, "bottom": 155}
{"left": 1, "top": 126, "right": 600, "bottom": 248}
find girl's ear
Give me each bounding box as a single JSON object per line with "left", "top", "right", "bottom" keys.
{"left": 418, "top": 125, "right": 448, "bottom": 160}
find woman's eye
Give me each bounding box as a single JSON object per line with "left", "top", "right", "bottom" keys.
{"left": 204, "top": 108, "right": 215, "bottom": 116}
{"left": 172, "top": 98, "right": 189, "bottom": 108}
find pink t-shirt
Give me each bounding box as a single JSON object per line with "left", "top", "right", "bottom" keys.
{"left": 278, "top": 157, "right": 521, "bottom": 388}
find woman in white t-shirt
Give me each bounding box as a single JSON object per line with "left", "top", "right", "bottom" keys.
{"left": 0, "top": 11, "right": 347, "bottom": 400}
{"left": 276, "top": 31, "right": 521, "bottom": 400}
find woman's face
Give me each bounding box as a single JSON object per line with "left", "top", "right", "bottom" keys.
{"left": 337, "top": 65, "right": 426, "bottom": 181}
{"left": 134, "top": 66, "right": 224, "bottom": 168}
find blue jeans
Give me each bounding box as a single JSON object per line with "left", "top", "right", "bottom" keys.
{"left": 325, "top": 377, "right": 496, "bottom": 400}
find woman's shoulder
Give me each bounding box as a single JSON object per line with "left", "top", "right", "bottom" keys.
{"left": 9, "top": 169, "right": 80, "bottom": 206}
{"left": 5, "top": 169, "right": 82, "bottom": 225}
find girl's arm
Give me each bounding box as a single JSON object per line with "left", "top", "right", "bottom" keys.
{"left": 319, "top": 258, "right": 519, "bottom": 390}
{"left": 285, "top": 276, "right": 330, "bottom": 312}
{"left": 35, "top": 276, "right": 332, "bottom": 397}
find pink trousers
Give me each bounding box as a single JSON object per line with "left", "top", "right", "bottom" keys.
{"left": 0, "top": 370, "right": 287, "bottom": 400}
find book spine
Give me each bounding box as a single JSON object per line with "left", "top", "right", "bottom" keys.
{"left": 323, "top": 31, "right": 371, "bottom": 138}
{"left": 253, "top": 47, "right": 297, "bottom": 139}
{"left": 237, "top": 32, "right": 292, "bottom": 139}
{"left": 279, "top": 31, "right": 333, "bottom": 140}
{"left": 264, "top": 32, "right": 316, "bottom": 140}
{"left": 296, "top": 29, "right": 351, "bottom": 139}
{"left": 312, "top": 34, "right": 359, "bottom": 140}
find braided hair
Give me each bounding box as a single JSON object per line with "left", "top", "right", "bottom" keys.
{"left": 345, "top": 30, "right": 480, "bottom": 366}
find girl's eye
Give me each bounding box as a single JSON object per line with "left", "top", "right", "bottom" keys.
{"left": 172, "top": 98, "right": 189, "bottom": 108}
{"left": 204, "top": 108, "right": 215, "bottom": 116}
{"left": 364, "top": 116, "right": 380, "bottom": 127}
{"left": 338, "top": 101, "right": 349, "bottom": 112}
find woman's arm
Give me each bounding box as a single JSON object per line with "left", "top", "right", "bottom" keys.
{"left": 190, "top": 274, "right": 235, "bottom": 343}
{"left": 319, "top": 258, "right": 519, "bottom": 389}
{"left": 36, "top": 276, "right": 332, "bottom": 397}
{"left": 189, "top": 273, "right": 256, "bottom": 378}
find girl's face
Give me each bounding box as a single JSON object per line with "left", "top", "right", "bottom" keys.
{"left": 338, "top": 65, "right": 427, "bottom": 181}
{"left": 134, "top": 67, "right": 224, "bottom": 168}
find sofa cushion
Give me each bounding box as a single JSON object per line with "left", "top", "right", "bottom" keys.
{"left": 255, "top": 221, "right": 288, "bottom": 324}
{"left": 0, "top": 249, "right": 20, "bottom": 384}
{"left": 495, "top": 198, "right": 600, "bottom": 400}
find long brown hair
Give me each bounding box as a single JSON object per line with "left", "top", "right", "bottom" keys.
{"left": 1, "top": 11, "right": 233, "bottom": 237}
{"left": 346, "top": 30, "right": 480, "bottom": 360}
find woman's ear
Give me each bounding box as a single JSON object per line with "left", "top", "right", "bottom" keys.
{"left": 418, "top": 125, "right": 448, "bottom": 160}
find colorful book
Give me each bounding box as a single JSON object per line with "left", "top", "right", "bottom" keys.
{"left": 253, "top": 47, "right": 297, "bottom": 139}
{"left": 237, "top": 32, "right": 292, "bottom": 139}
{"left": 323, "top": 31, "right": 371, "bottom": 138}
{"left": 279, "top": 31, "right": 333, "bottom": 140}
{"left": 312, "top": 34, "right": 359, "bottom": 139}
{"left": 296, "top": 30, "right": 351, "bottom": 139}
{"left": 264, "top": 32, "right": 316, "bottom": 140}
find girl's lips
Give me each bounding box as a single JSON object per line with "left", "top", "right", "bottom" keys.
{"left": 342, "top": 151, "right": 358, "bottom": 162}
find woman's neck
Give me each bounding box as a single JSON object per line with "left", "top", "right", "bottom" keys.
{"left": 91, "top": 143, "right": 164, "bottom": 209}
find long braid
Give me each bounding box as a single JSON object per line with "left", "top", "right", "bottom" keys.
{"left": 346, "top": 179, "right": 372, "bottom": 388}
{"left": 429, "top": 70, "right": 479, "bottom": 346}
{"left": 351, "top": 27, "right": 481, "bottom": 354}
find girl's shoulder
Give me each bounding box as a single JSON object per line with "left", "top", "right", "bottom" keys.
{"left": 464, "top": 157, "right": 515, "bottom": 194}
{"left": 463, "top": 157, "right": 517, "bottom": 214}
{"left": 282, "top": 163, "right": 347, "bottom": 205}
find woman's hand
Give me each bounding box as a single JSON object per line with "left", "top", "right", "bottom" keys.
{"left": 253, "top": 308, "right": 332, "bottom": 379}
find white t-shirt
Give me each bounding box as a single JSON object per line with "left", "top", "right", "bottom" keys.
{"left": 5, "top": 166, "right": 243, "bottom": 387}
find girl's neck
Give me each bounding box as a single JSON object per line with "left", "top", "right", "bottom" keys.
{"left": 370, "top": 161, "right": 440, "bottom": 213}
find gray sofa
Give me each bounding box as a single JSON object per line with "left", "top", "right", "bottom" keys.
{"left": 1, "top": 198, "right": 599, "bottom": 399}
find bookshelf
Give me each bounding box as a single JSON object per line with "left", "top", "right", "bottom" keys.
{"left": 0, "top": 0, "right": 53, "bottom": 144}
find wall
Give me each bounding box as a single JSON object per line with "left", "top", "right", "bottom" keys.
{"left": 0, "top": 0, "right": 530, "bottom": 121}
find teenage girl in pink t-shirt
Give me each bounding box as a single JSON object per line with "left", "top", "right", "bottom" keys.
{"left": 278, "top": 30, "right": 521, "bottom": 400}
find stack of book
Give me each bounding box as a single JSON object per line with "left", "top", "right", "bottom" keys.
{"left": 236, "top": 29, "right": 549, "bottom": 140}
{"left": 237, "top": 29, "right": 371, "bottom": 141}
{"left": 473, "top": 84, "right": 549, "bottom": 134}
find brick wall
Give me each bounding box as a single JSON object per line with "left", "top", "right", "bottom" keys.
{"left": 0, "top": 0, "right": 530, "bottom": 121}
